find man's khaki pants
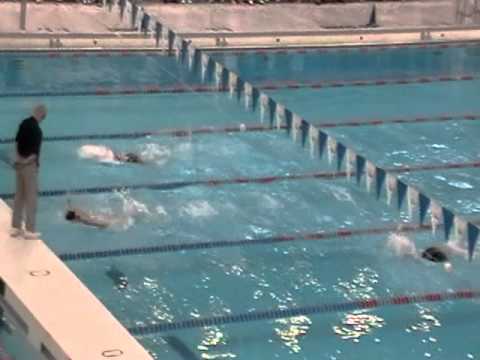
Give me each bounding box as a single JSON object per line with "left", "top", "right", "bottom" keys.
{"left": 11, "top": 162, "right": 38, "bottom": 233}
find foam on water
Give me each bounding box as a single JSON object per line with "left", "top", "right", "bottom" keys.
{"left": 447, "top": 181, "right": 474, "bottom": 189}
{"left": 180, "top": 200, "right": 218, "bottom": 218}
{"left": 386, "top": 231, "right": 418, "bottom": 258}
{"left": 138, "top": 143, "right": 171, "bottom": 166}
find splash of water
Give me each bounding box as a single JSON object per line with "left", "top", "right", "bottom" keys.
{"left": 386, "top": 232, "right": 418, "bottom": 258}
{"left": 139, "top": 143, "right": 171, "bottom": 166}
{"left": 181, "top": 200, "right": 218, "bottom": 218}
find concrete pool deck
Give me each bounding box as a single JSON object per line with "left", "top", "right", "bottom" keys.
{"left": 0, "top": 200, "right": 153, "bottom": 360}
{"left": 145, "top": 1, "right": 459, "bottom": 33}
{"left": 2, "top": 1, "right": 480, "bottom": 49}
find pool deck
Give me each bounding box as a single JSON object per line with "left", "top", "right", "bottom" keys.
{"left": 2, "top": 2, "right": 480, "bottom": 49}
{"left": 0, "top": 200, "right": 153, "bottom": 360}
{"left": 145, "top": 2, "right": 458, "bottom": 33}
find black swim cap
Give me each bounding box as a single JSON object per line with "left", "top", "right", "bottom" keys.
{"left": 65, "top": 210, "right": 76, "bottom": 221}
{"left": 125, "top": 153, "right": 140, "bottom": 163}
{"left": 421, "top": 247, "right": 449, "bottom": 263}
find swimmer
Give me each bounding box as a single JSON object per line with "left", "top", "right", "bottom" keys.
{"left": 78, "top": 145, "right": 144, "bottom": 164}
{"left": 115, "top": 152, "right": 144, "bottom": 164}
{"left": 421, "top": 246, "right": 453, "bottom": 272}
{"left": 65, "top": 199, "right": 117, "bottom": 228}
{"left": 65, "top": 208, "right": 111, "bottom": 228}
{"left": 421, "top": 246, "right": 452, "bottom": 270}
{"left": 387, "top": 231, "right": 462, "bottom": 272}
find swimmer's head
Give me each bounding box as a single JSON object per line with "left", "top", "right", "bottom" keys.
{"left": 32, "top": 104, "right": 47, "bottom": 122}
{"left": 125, "top": 153, "right": 142, "bottom": 163}
{"left": 422, "top": 246, "right": 449, "bottom": 263}
{"left": 65, "top": 210, "right": 76, "bottom": 221}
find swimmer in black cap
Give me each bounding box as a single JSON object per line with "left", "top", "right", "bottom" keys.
{"left": 65, "top": 209, "right": 110, "bottom": 228}
{"left": 421, "top": 246, "right": 453, "bottom": 272}
{"left": 387, "top": 231, "right": 460, "bottom": 272}
{"left": 78, "top": 145, "right": 144, "bottom": 164}
{"left": 114, "top": 152, "right": 144, "bottom": 164}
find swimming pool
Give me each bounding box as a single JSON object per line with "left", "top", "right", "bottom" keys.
{"left": 0, "top": 303, "right": 41, "bottom": 359}
{"left": 1, "top": 45, "right": 480, "bottom": 359}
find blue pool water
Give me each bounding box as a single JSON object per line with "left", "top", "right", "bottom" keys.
{"left": 0, "top": 52, "right": 200, "bottom": 94}
{"left": 210, "top": 45, "right": 480, "bottom": 84}
{"left": 0, "top": 305, "right": 40, "bottom": 359}
{"left": 1, "top": 46, "right": 480, "bottom": 359}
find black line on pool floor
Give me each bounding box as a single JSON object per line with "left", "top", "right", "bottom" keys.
{"left": 163, "top": 336, "right": 200, "bottom": 360}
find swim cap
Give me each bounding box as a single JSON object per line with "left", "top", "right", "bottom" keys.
{"left": 125, "top": 153, "right": 141, "bottom": 163}
{"left": 65, "top": 210, "right": 76, "bottom": 221}
{"left": 421, "top": 247, "right": 449, "bottom": 263}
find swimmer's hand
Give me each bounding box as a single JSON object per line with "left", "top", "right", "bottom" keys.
{"left": 443, "top": 262, "right": 453, "bottom": 272}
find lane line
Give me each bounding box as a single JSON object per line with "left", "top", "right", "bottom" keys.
{"left": 2, "top": 160, "right": 480, "bottom": 200}
{"left": 58, "top": 223, "right": 433, "bottom": 262}
{"left": 127, "top": 289, "right": 480, "bottom": 334}
{"left": 1, "top": 113, "right": 478, "bottom": 145}
{"left": 0, "top": 74, "right": 476, "bottom": 98}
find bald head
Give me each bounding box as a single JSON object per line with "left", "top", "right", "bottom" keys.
{"left": 32, "top": 104, "right": 47, "bottom": 122}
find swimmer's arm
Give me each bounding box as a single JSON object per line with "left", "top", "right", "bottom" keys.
{"left": 446, "top": 243, "right": 469, "bottom": 258}
{"left": 75, "top": 209, "right": 110, "bottom": 228}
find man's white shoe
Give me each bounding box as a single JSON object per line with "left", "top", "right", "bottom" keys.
{"left": 23, "top": 231, "right": 41, "bottom": 240}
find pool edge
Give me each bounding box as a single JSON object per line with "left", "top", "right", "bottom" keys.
{"left": 0, "top": 199, "right": 153, "bottom": 360}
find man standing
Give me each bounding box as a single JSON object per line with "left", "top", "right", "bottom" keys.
{"left": 11, "top": 104, "right": 47, "bottom": 239}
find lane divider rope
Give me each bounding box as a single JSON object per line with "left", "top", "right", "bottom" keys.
{"left": 58, "top": 223, "right": 433, "bottom": 262}
{"left": 0, "top": 75, "right": 476, "bottom": 98}
{"left": 1, "top": 113, "right": 478, "bottom": 145}
{"left": 2, "top": 161, "right": 480, "bottom": 200}
{"left": 127, "top": 289, "right": 480, "bottom": 335}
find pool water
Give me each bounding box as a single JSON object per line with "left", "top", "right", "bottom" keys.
{"left": 210, "top": 45, "right": 480, "bottom": 84}
{"left": 0, "top": 305, "right": 41, "bottom": 360}
{"left": 1, "top": 46, "right": 480, "bottom": 360}
{"left": 0, "top": 52, "right": 200, "bottom": 95}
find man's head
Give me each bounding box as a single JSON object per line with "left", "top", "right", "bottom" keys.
{"left": 32, "top": 104, "right": 47, "bottom": 122}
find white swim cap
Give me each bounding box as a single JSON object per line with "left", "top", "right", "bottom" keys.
{"left": 239, "top": 123, "right": 246, "bottom": 132}
{"left": 443, "top": 262, "right": 453, "bottom": 272}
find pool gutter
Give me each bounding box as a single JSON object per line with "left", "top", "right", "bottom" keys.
{"left": 2, "top": 25, "right": 480, "bottom": 51}
{"left": 0, "top": 200, "right": 153, "bottom": 360}
{"left": 186, "top": 25, "right": 480, "bottom": 49}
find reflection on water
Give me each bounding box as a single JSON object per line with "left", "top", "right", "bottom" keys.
{"left": 406, "top": 305, "right": 441, "bottom": 333}
{"left": 275, "top": 315, "right": 312, "bottom": 353}
{"left": 333, "top": 267, "right": 384, "bottom": 342}
{"left": 197, "top": 327, "right": 236, "bottom": 359}
{"left": 333, "top": 313, "right": 384, "bottom": 342}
